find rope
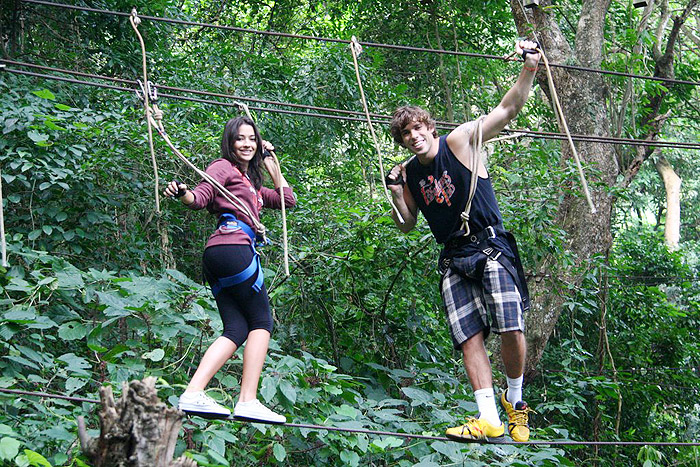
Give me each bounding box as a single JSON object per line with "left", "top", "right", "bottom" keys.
{"left": 20, "top": 0, "right": 700, "bottom": 87}
{"left": 237, "top": 101, "right": 253, "bottom": 121}
{"left": 0, "top": 387, "right": 100, "bottom": 404}
{"left": 1, "top": 387, "right": 699, "bottom": 448}
{"left": 349, "top": 36, "right": 404, "bottom": 224}
{"left": 129, "top": 10, "right": 161, "bottom": 215}
{"left": 489, "top": 132, "right": 526, "bottom": 144}
{"left": 127, "top": 14, "right": 266, "bottom": 238}
{"left": 279, "top": 169, "right": 289, "bottom": 277}
{"left": 459, "top": 117, "right": 486, "bottom": 235}
{"left": 0, "top": 164, "right": 7, "bottom": 267}
{"left": 537, "top": 47, "right": 597, "bottom": 214}
{"left": 5, "top": 62, "right": 700, "bottom": 151}
{"left": 265, "top": 146, "right": 290, "bottom": 277}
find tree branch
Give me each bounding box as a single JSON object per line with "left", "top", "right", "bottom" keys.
{"left": 621, "top": 0, "right": 699, "bottom": 187}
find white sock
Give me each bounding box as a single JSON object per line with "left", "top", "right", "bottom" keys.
{"left": 507, "top": 375, "right": 523, "bottom": 405}
{"left": 474, "top": 388, "right": 501, "bottom": 426}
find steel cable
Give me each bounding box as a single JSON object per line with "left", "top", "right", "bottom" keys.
{"left": 3, "top": 62, "right": 699, "bottom": 151}
{"left": 1, "top": 387, "right": 699, "bottom": 447}
{"left": 20, "top": 0, "right": 700, "bottom": 87}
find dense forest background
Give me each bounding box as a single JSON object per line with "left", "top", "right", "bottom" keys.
{"left": 1, "top": 0, "right": 699, "bottom": 465}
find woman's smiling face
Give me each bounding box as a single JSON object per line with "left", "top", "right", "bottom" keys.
{"left": 232, "top": 124, "right": 257, "bottom": 170}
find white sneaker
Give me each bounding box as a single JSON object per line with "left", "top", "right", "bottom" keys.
{"left": 178, "top": 391, "right": 231, "bottom": 419}
{"left": 234, "top": 399, "right": 286, "bottom": 424}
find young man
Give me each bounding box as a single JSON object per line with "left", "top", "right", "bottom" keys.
{"left": 386, "top": 40, "right": 540, "bottom": 442}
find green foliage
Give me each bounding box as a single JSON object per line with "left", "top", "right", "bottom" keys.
{"left": 2, "top": 0, "right": 700, "bottom": 465}
{"left": 538, "top": 225, "right": 700, "bottom": 465}
{"left": 0, "top": 247, "right": 577, "bottom": 466}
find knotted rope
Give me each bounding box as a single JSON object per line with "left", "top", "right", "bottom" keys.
{"left": 262, "top": 145, "right": 290, "bottom": 277}
{"left": 0, "top": 165, "right": 7, "bottom": 267}
{"left": 129, "top": 9, "right": 161, "bottom": 215}
{"left": 504, "top": 41, "right": 596, "bottom": 213}
{"left": 349, "top": 36, "right": 405, "bottom": 224}
{"left": 129, "top": 9, "right": 267, "bottom": 239}
{"left": 459, "top": 117, "right": 486, "bottom": 236}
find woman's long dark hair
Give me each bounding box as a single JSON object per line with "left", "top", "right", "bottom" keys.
{"left": 221, "top": 116, "right": 264, "bottom": 190}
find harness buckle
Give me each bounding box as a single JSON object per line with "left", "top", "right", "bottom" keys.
{"left": 439, "top": 257, "right": 452, "bottom": 275}
{"left": 482, "top": 247, "right": 502, "bottom": 261}
{"left": 486, "top": 226, "right": 496, "bottom": 238}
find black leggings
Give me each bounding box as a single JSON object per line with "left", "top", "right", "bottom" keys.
{"left": 202, "top": 244, "right": 272, "bottom": 347}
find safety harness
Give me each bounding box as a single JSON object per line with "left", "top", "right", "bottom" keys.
{"left": 441, "top": 224, "right": 530, "bottom": 312}
{"left": 209, "top": 213, "right": 265, "bottom": 297}
{"left": 441, "top": 118, "right": 531, "bottom": 311}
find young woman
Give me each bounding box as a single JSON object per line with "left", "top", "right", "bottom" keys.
{"left": 164, "top": 116, "right": 296, "bottom": 423}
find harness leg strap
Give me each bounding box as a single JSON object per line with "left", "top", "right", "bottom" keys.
{"left": 483, "top": 249, "right": 530, "bottom": 311}
{"left": 210, "top": 248, "right": 264, "bottom": 297}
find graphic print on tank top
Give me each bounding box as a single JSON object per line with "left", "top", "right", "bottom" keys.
{"left": 406, "top": 136, "right": 505, "bottom": 245}
{"left": 419, "top": 171, "right": 456, "bottom": 207}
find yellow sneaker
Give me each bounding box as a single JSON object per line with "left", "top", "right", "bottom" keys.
{"left": 499, "top": 391, "right": 533, "bottom": 442}
{"left": 445, "top": 417, "right": 504, "bottom": 442}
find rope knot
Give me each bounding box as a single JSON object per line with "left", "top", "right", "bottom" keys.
{"left": 350, "top": 36, "right": 363, "bottom": 57}
{"left": 130, "top": 8, "right": 141, "bottom": 26}
{"left": 257, "top": 226, "right": 267, "bottom": 245}
{"left": 151, "top": 104, "right": 164, "bottom": 122}
{"left": 236, "top": 102, "right": 253, "bottom": 121}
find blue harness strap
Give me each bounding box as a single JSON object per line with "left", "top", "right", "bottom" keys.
{"left": 210, "top": 213, "right": 264, "bottom": 297}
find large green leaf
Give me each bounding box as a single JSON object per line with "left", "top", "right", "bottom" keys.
{"left": 0, "top": 437, "right": 20, "bottom": 462}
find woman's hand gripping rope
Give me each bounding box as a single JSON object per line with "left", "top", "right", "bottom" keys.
{"left": 164, "top": 180, "right": 189, "bottom": 201}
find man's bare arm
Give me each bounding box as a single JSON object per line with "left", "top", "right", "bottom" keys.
{"left": 447, "top": 40, "right": 541, "bottom": 166}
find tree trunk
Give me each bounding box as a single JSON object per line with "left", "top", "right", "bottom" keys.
{"left": 1, "top": 0, "right": 21, "bottom": 58}
{"left": 614, "top": 1, "right": 654, "bottom": 139}
{"left": 510, "top": 0, "right": 697, "bottom": 379}
{"left": 79, "top": 377, "right": 195, "bottom": 467}
{"left": 159, "top": 214, "right": 176, "bottom": 270}
{"left": 622, "top": 0, "right": 698, "bottom": 187}
{"left": 512, "top": 0, "right": 617, "bottom": 379}
{"left": 656, "top": 155, "right": 681, "bottom": 250}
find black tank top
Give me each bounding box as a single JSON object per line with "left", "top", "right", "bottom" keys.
{"left": 405, "top": 136, "right": 508, "bottom": 251}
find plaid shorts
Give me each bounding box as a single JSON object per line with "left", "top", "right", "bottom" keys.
{"left": 440, "top": 258, "right": 524, "bottom": 349}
